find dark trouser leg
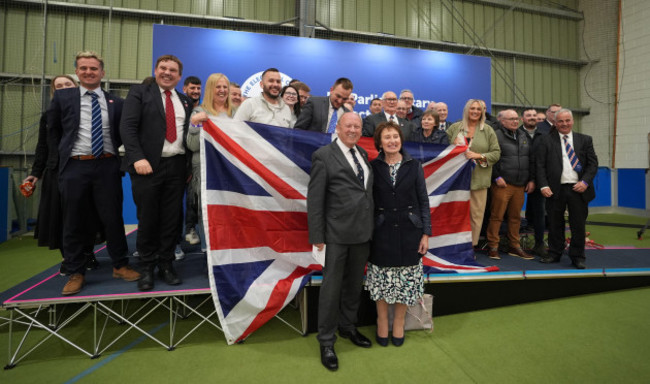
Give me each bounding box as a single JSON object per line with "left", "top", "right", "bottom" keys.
{"left": 91, "top": 157, "right": 128, "bottom": 268}
{"left": 565, "top": 185, "right": 588, "bottom": 262}
{"left": 545, "top": 191, "right": 567, "bottom": 260}
{"left": 131, "top": 156, "right": 186, "bottom": 267}
{"left": 184, "top": 183, "right": 198, "bottom": 230}
{"left": 131, "top": 171, "right": 162, "bottom": 266}
{"left": 157, "top": 157, "right": 186, "bottom": 263}
{"left": 317, "top": 242, "right": 369, "bottom": 346}
{"left": 338, "top": 242, "right": 369, "bottom": 332}
{"left": 527, "top": 190, "right": 546, "bottom": 246}
{"left": 59, "top": 160, "right": 95, "bottom": 274}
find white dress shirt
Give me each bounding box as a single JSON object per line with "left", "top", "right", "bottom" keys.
{"left": 335, "top": 138, "right": 369, "bottom": 189}
{"left": 559, "top": 131, "right": 579, "bottom": 184}
{"left": 72, "top": 85, "right": 114, "bottom": 156}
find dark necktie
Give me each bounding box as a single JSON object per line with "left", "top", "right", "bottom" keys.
{"left": 350, "top": 148, "right": 365, "bottom": 187}
{"left": 389, "top": 115, "right": 395, "bottom": 122}
{"left": 327, "top": 109, "right": 338, "bottom": 133}
{"left": 88, "top": 91, "right": 103, "bottom": 158}
{"left": 164, "top": 90, "right": 177, "bottom": 143}
{"left": 563, "top": 135, "right": 582, "bottom": 172}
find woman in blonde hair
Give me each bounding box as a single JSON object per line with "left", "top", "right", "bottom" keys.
{"left": 446, "top": 99, "right": 500, "bottom": 250}
{"left": 186, "top": 73, "right": 233, "bottom": 251}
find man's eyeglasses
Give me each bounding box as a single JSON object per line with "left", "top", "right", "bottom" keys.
{"left": 383, "top": 98, "right": 398, "bottom": 102}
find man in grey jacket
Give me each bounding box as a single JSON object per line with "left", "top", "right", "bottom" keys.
{"left": 307, "top": 112, "right": 374, "bottom": 371}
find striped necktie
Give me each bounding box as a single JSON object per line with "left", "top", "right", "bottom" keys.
{"left": 327, "top": 109, "right": 338, "bottom": 133}
{"left": 88, "top": 91, "right": 103, "bottom": 158}
{"left": 350, "top": 148, "right": 365, "bottom": 187}
{"left": 563, "top": 135, "right": 582, "bottom": 172}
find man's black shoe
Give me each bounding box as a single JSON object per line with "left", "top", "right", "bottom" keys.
{"left": 572, "top": 260, "right": 586, "bottom": 269}
{"left": 339, "top": 329, "right": 372, "bottom": 348}
{"left": 85, "top": 254, "right": 100, "bottom": 270}
{"left": 158, "top": 263, "right": 182, "bottom": 285}
{"left": 138, "top": 267, "right": 154, "bottom": 291}
{"left": 539, "top": 256, "right": 561, "bottom": 264}
{"left": 320, "top": 346, "right": 338, "bottom": 371}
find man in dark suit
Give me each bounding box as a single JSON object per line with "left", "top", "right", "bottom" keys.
{"left": 536, "top": 109, "right": 598, "bottom": 269}
{"left": 399, "top": 89, "right": 423, "bottom": 125}
{"left": 537, "top": 103, "right": 562, "bottom": 134}
{"left": 521, "top": 107, "right": 549, "bottom": 256}
{"left": 48, "top": 50, "right": 139, "bottom": 295}
{"left": 363, "top": 91, "right": 413, "bottom": 139}
{"left": 294, "top": 77, "right": 353, "bottom": 133}
{"left": 120, "top": 54, "right": 194, "bottom": 291}
{"left": 435, "top": 102, "right": 449, "bottom": 131}
{"left": 307, "top": 112, "right": 374, "bottom": 371}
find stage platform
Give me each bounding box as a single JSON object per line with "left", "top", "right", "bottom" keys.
{"left": 2, "top": 237, "right": 650, "bottom": 368}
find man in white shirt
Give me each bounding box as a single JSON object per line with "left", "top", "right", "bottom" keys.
{"left": 234, "top": 68, "right": 293, "bottom": 128}
{"left": 536, "top": 109, "right": 598, "bottom": 269}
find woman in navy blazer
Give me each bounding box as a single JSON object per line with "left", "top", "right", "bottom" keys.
{"left": 367, "top": 121, "right": 432, "bottom": 347}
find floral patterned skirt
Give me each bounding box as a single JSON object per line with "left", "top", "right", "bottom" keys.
{"left": 364, "top": 259, "right": 424, "bottom": 306}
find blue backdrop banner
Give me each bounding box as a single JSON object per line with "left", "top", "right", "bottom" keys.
{"left": 152, "top": 25, "right": 491, "bottom": 122}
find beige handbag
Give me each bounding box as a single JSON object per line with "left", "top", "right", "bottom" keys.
{"left": 387, "top": 293, "right": 434, "bottom": 332}
{"left": 404, "top": 294, "right": 434, "bottom": 332}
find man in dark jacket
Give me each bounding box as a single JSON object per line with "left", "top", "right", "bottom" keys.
{"left": 521, "top": 108, "right": 549, "bottom": 256}
{"left": 537, "top": 109, "right": 598, "bottom": 269}
{"left": 486, "top": 109, "right": 535, "bottom": 260}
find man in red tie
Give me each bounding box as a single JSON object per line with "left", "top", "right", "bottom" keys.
{"left": 120, "top": 55, "right": 194, "bottom": 290}
{"left": 536, "top": 109, "right": 598, "bottom": 269}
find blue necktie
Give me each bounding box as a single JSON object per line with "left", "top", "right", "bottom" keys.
{"left": 350, "top": 148, "right": 365, "bottom": 187}
{"left": 88, "top": 91, "right": 103, "bottom": 158}
{"left": 327, "top": 110, "right": 338, "bottom": 133}
{"left": 563, "top": 135, "right": 582, "bottom": 173}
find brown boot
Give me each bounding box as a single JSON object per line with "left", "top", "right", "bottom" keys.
{"left": 113, "top": 265, "right": 141, "bottom": 282}
{"left": 62, "top": 273, "right": 85, "bottom": 295}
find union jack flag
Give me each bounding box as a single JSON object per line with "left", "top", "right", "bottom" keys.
{"left": 200, "top": 118, "right": 496, "bottom": 344}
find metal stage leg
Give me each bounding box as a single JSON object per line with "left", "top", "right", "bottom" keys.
{"left": 95, "top": 299, "right": 171, "bottom": 355}
{"left": 169, "top": 295, "right": 222, "bottom": 349}
{"left": 5, "top": 304, "right": 95, "bottom": 368}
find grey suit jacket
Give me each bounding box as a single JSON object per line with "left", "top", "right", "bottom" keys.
{"left": 307, "top": 139, "right": 374, "bottom": 245}
{"left": 362, "top": 112, "right": 414, "bottom": 139}
{"left": 294, "top": 96, "right": 349, "bottom": 133}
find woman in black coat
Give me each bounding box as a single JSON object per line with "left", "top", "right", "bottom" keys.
{"left": 366, "top": 121, "right": 431, "bottom": 347}
{"left": 23, "top": 75, "right": 78, "bottom": 251}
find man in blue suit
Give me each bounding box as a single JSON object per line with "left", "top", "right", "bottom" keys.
{"left": 48, "top": 50, "right": 140, "bottom": 295}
